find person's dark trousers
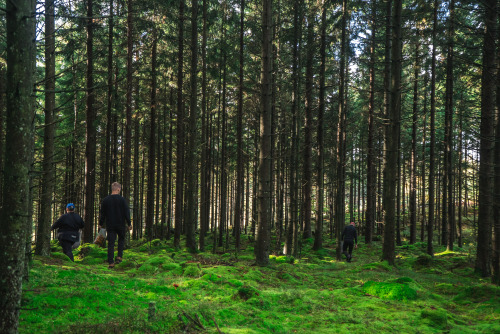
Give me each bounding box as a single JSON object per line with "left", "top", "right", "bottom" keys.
{"left": 107, "top": 228, "right": 126, "bottom": 264}
{"left": 343, "top": 240, "right": 354, "bottom": 261}
{"left": 60, "top": 240, "right": 75, "bottom": 262}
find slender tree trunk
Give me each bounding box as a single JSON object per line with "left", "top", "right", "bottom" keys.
{"left": 444, "top": 0, "right": 455, "bottom": 251}
{"left": 313, "top": 0, "right": 326, "bottom": 251}
{"left": 0, "top": 65, "right": 5, "bottom": 207}
{"left": 35, "top": 0, "right": 56, "bottom": 256}
{"left": 476, "top": 0, "right": 496, "bottom": 277}
{"left": 427, "top": 0, "right": 438, "bottom": 256}
{"left": 235, "top": 0, "right": 245, "bottom": 252}
{"left": 186, "top": 0, "right": 199, "bottom": 252}
{"left": 256, "top": 0, "right": 273, "bottom": 266}
{"left": 123, "top": 0, "right": 133, "bottom": 204}
{"left": 493, "top": 18, "right": 500, "bottom": 285}
{"left": 335, "top": 0, "right": 348, "bottom": 261}
{"left": 382, "top": 0, "right": 401, "bottom": 265}
{"left": 83, "top": 0, "right": 96, "bottom": 243}
{"left": 365, "top": 0, "right": 376, "bottom": 244}
{"left": 145, "top": 29, "right": 158, "bottom": 240}
{"left": 302, "top": 1, "right": 313, "bottom": 240}
{"left": 0, "top": 0, "right": 35, "bottom": 330}
{"left": 409, "top": 33, "right": 419, "bottom": 245}
{"left": 175, "top": 0, "right": 185, "bottom": 249}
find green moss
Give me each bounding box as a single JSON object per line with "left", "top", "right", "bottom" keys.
{"left": 243, "top": 269, "right": 264, "bottom": 283}
{"left": 420, "top": 309, "right": 448, "bottom": 330}
{"left": 363, "top": 281, "right": 417, "bottom": 300}
{"left": 138, "top": 264, "right": 158, "bottom": 274}
{"left": 236, "top": 284, "right": 260, "bottom": 300}
{"left": 362, "top": 261, "right": 392, "bottom": 271}
{"left": 183, "top": 264, "right": 201, "bottom": 277}
{"left": 51, "top": 252, "right": 72, "bottom": 262}
{"left": 453, "top": 284, "right": 500, "bottom": 304}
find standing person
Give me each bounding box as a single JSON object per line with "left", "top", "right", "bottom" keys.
{"left": 341, "top": 222, "right": 358, "bottom": 262}
{"left": 99, "top": 182, "right": 132, "bottom": 268}
{"left": 51, "top": 203, "right": 84, "bottom": 262}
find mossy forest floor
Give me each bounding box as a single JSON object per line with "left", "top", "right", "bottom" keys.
{"left": 20, "top": 236, "right": 499, "bottom": 333}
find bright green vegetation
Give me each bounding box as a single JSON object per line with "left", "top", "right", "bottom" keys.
{"left": 20, "top": 239, "right": 499, "bottom": 333}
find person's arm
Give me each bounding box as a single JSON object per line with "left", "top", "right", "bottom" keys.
{"left": 340, "top": 227, "right": 345, "bottom": 241}
{"left": 98, "top": 200, "right": 105, "bottom": 228}
{"left": 124, "top": 198, "right": 132, "bottom": 229}
{"left": 51, "top": 216, "right": 62, "bottom": 231}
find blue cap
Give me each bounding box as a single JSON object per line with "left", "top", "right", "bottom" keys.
{"left": 66, "top": 203, "right": 75, "bottom": 210}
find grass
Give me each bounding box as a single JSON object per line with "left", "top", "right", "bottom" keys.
{"left": 19, "top": 238, "right": 500, "bottom": 333}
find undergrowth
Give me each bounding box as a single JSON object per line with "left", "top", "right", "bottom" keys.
{"left": 19, "top": 237, "right": 499, "bottom": 333}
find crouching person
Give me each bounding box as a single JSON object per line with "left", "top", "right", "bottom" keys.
{"left": 50, "top": 203, "right": 84, "bottom": 261}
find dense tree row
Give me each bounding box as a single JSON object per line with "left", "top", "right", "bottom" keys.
{"left": 1, "top": 0, "right": 500, "bottom": 330}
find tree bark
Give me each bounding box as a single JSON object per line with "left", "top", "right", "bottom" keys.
{"left": 175, "top": 0, "right": 186, "bottom": 249}
{"left": 36, "top": 0, "right": 56, "bottom": 256}
{"left": 83, "top": 0, "right": 96, "bottom": 243}
{"left": 475, "top": 0, "right": 496, "bottom": 277}
{"left": 410, "top": 31, "right": 419, "bottom": 245}
{"left": 235, "top": 0, "right": 245, "bottom": 252}
{"left": 0, "top": 0, "right": 35, "bottom": 330}
{"left": 382, "top": 0, "right": 401, "bottom": 265}
{"left": 427, "top": 0, "right": 438, "bottom": 257}
{"left": 313, "top": 0, "right": 326, "bottom": 251}
{"left": 256, "top": 0, "right": 273, "bottom": 266}
{"left": 186, "top": 0, "right": 199, "bottom": 252}
{"left": 145, "top": 28, "right": 158, "bottom": 240}
{"left": 365, "top": 0, "right": 376, "bottom": 245}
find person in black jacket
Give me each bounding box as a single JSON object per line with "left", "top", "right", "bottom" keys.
{"left": 341, "top": 222, "right": 358, "bottom": 262}
{"left": 51, "top": 203, "right": 84, "bottom": 261}
{"left": 99, "top": 182, "right": 131, "bottom": 268}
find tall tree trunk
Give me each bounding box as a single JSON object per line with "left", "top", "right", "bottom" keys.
{"left": 174, "top": 0, "right": 185, "bottom": 249}
{"left": 123, "top": 0, "right": 133, "bottom": 203}
{"left": 256, "top": 0, "right": 273, "bottom": 266}
{"left": 444, "top": 0, "right": 455, "bottom": 251}
{"left": 235, "top": 0, "right": 245, "bottom": 252}
{"left": 476, "top": 0, "right": 496, "bottom": 277}
{"left": 427, "top": 0, "right": 438, "bottom": 256}
{"left": 410, "top": 31, "right": 419, "bottom": 245}
{"left": 493, "top": 16, "right": 500, "bottom": 285}
{"left": 0, "top": 0, "right": 35, "bottom": 330}
{"left": 382, "top": 0, "right": 401, "bottom": 265}
{"left": 199, "top": 0, "right": 209, "bottom": 251}
{"left": 83, "top": 0, "right": 96, "bottom": 243}
{"left": 186, "top": 0, "right": 199, "bottom": 252}
{"left": 302, "top": 1, "right": 313, "bottom": 240}
{"left": 313, "top": 0, "right": 326, "bottom": 251}
{"left": 145, "top": 29, "right": 157, "bottom": 240}
{"left": 365, "top": 0, "right": 376, "bottom": 244}
{"left": 35, "top": 0, "right": 56, "bottom": 256}
{"left": 335, "top": 0, "right": 348, "bottom": 261}
{"left": 420, "top": 85, "right": 427, "bottom": 242}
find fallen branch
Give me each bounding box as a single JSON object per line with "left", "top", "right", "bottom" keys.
{"left": 213, "top": 316, "right": 223, "bottom": 334}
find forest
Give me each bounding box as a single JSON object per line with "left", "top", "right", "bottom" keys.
{"left": 0, "top": 0, "right": 499, "bottom": 332}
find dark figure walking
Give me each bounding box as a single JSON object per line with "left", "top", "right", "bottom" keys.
{"left": 341, "top": 222, "right": 358, "bottom": 262}
{"left": 99, "top": 182, "right": 131, "bottom": 268}
{"left": 51, "top": 203, "right": 84, "bottom": 262}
